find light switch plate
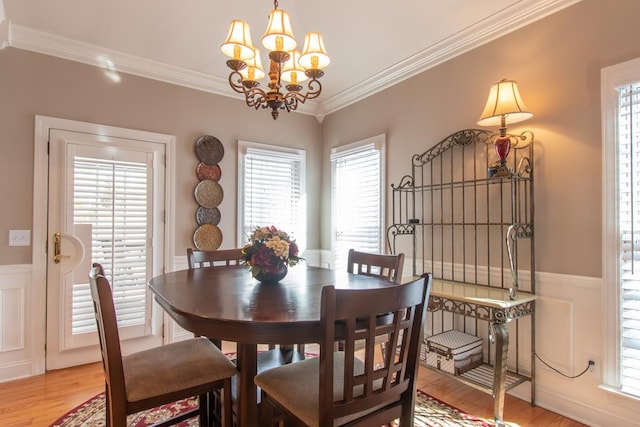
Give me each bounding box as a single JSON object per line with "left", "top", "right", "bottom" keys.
{"left": 9, "top": 230, "right": 31, "bottom": 247}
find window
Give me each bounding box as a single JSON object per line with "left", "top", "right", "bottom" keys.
{"left": 603, "top": 57, "right": 640, "bottom": 398}
{"left": 238, "top": 141, "right": 306, "bottom": 248}
{"left": 331, "top": 134, "right": 385, "bottom": 271}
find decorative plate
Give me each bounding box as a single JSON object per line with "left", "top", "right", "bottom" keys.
{"left": 196, "top": 206, "right": 221, "bottom": 226}
{"left": 193, "top": 224, "right": 223, "bottom": 251}
{"left": 196, "top": 162, "right": 222, "bottom": 182}
{"left": 195, "top": 135, "right": 224, "bottom": 165}
{"left": 194, "top": 180, "right": 223, "bottom": 208}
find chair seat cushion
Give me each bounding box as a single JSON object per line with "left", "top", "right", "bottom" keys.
{"left": 254, "top": 351, "right": 385, "bottom": 427}
{"left": 123, "top": 338, "right": 237, "bottom": 403}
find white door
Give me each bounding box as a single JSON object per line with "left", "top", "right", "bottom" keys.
{"left": 46, "top": 129, "right": 166, "bottom": 369}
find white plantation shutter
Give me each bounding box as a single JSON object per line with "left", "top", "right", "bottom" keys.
{"left": 240, "top": 143, "right": 306, "bottom": 246}
{"left": 618, "top": 83, "right": 640, "bottom": 396}
{"left": 72, "top": 156, "right": 151, "bottom": 335}
{"left": 331, "top": 136, "right": 384, "bottom": 270}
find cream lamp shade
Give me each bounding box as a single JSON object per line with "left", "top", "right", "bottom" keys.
{"left": 281, "top": 51, "right": 308, "bottom": 84}
{"left": 221, "top": 20, "right": 256, "bottom": 61}
{"left": 240, "top": 49, "right": 266, "bottom": 82}
{"left": 262, "top": 8, "right": 297, "bottom": 52}
{"left": 299, "top": 32, "right": 330, "bottom": 70}
{"left": 477, "top": 79, "right": 533, "bottom": 127}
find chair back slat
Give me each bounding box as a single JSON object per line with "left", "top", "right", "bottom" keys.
{"left": 347, "top": 249, "right": 405, "bottom": 283}
{"left": 187, "top": 248, "right": 244, "bottom": 269}
{"left": 318, "top": 273, "right": 432, "bottom": 425}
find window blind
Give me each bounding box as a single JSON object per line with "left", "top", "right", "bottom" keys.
{"left": 618, "top": 84, "right": 640, "bottom": 396}
{"left": 242, "top": 146, "right": 305, "bottom": 244}
{"left": 331, "top": 142, "right": 382, "bottom": 270}
{"left": 72, "top": 156, "right": 151, "bottom": 335}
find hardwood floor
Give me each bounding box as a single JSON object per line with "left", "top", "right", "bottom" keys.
{"left": 0, "top": 355, "right": 587, "bottom": 427}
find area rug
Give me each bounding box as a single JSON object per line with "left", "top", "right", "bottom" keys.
{"left": 50, "top": 389, "right": 492, "bottom": 426}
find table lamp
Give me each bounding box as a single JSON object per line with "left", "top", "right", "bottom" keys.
{"left": 477, "top": 79, "right": 533, "bottom": 177}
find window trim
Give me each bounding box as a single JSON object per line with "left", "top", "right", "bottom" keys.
{"left": 237, "top": 140, "right": 307, "bottom": 248}
{"left": 602, "top": 57, "right": 640, "bottom": 392}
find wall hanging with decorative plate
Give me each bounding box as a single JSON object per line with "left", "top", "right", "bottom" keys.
{"left": 195, "top": 135, "right": 224, "bottom": 165}
{"left": 194, "top": 179, "right": 223, "bottom": 209}
{"left": 196, "top": 162, "right": 222, "bottom": 181}
{"left": 193, "top": 135, "right": 225, "bottom": 251}
{"left": 196, "top": 206, "right": 221, "bottom": 226}
{"left": 193, "top": 224, "right": 223, "bottom": 251}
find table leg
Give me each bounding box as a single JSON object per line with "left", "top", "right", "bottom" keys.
{"left": 236, "top": 343, "right": 259, "bottom": 427}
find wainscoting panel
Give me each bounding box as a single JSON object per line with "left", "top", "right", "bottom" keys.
{"left": 0, "top": 265, "right": 32, "bottom": 382}
{"left": 0, "top": 287, "right": 24, "bottom": 352}
{"left": 535, "top": 296, "right": 574, "bottom": 374}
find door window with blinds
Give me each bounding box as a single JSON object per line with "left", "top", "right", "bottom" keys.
{"left": 71, "top": 146, "right": 154, "bottom": 341}
{"left": 238, "top": 141, "right": 306, "bottom": 248}
{"left": 331, "top": 134, "right": 385, "bottom": 271}
{"left": 603, "top": 58, "right": 640, "bottom": 398}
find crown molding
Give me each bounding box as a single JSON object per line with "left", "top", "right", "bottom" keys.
{"left": 321, "top": 0, "right": 583, "bottom": 115}
{"left": 9, "top": 24, "right": 232, "bottom": 95}
{"left": 9, "top": 23, "right": 326, "bottom": 122}
{"left": 8, "top": 0, "right": 581, "bottom": 120}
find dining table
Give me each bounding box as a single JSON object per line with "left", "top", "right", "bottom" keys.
{"left": 147, "top": 264, "right": 400, "bottom": 427}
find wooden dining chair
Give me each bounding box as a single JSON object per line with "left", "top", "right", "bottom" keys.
{"left": 347, "top": 248, "right": 405, "bottom": 283}
{"left": 343, "top": 249, "right": 406, "bottom": 356}
{"left": 187, "top": 248, "right": 244, "bottom": 269}
{"left": 186, "top": 248, "right": 244, "bottom": 348}
{"left": 255, "top": 273, "right": 433, "bottom": 427}
{"left": 89, "top": 263, "right": 237, "bottom": 427}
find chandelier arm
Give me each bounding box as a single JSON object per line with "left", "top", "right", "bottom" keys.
{"left": 304, "top": 78, "right": 322, "bottom": 100}
{"left": 246, "top": 89, "right": 268, "bottom": 109}
{"left": 283, "top": 96, "right": 299, "bottom": 113}
{"left": 228, "top": 71, "right": 248, "bottom": 94}
{"left": 282, "top": 78, "right": 323, "bottom": 107}
{"left": 228, "top": 70, "right": 271, "bottom": 110}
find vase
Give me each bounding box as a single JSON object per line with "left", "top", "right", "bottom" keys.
{"left": 255, "top": 264, "right": 288, "bottom": 283}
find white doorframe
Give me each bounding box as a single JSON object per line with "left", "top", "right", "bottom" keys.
{"left": 31, "top": 115, "right": 176, "bottom": 375}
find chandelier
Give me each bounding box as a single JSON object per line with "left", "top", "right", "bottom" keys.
{"left": 221, "top": 0, "right": 330, "bottom": 120}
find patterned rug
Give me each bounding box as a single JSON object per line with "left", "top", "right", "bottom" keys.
{"left": 50, "top": 389, "right": 492, "bottom": 426}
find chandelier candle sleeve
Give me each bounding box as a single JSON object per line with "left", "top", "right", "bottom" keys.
{"left": 221, "top": 0, "right": 330, "bottom": 120}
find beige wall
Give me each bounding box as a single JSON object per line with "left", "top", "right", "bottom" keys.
{"left": 322, "top": 0, "right": 640, "bottom": 278}
{"left": 2, "top": 0, "right": 638, "bottom": 276}
{"left": 0, "top": 48, "right": 322, "bottom": 265}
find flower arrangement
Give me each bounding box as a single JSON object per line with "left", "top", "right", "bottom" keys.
{"left": 241, "top": 226, "right": 304, "bottom": 279}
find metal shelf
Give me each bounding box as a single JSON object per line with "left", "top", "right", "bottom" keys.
{"left": 421, "top": 359, "right": 530, "bottom": 394}
{"left": 387, "top": 128, "right": 535, "bottom": 426}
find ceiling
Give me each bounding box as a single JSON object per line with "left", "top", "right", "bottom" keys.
{"left": 2, "top": 0, "right": 580, "bottom": 121}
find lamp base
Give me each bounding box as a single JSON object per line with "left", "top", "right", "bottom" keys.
{"left": 488, "top": 161, "right": 511, "bottom": 178}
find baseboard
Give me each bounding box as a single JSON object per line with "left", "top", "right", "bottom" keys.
{"left": 0, "top": 359, "right": 32, "bottom": 384}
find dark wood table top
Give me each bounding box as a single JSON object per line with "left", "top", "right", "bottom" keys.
{"left": 148, "top": 265, "right": 397, "bottom": 344}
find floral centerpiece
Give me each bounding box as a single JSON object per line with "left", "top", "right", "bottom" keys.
{"left": 241, "top": 226, "right": 304, "bottom": 282}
